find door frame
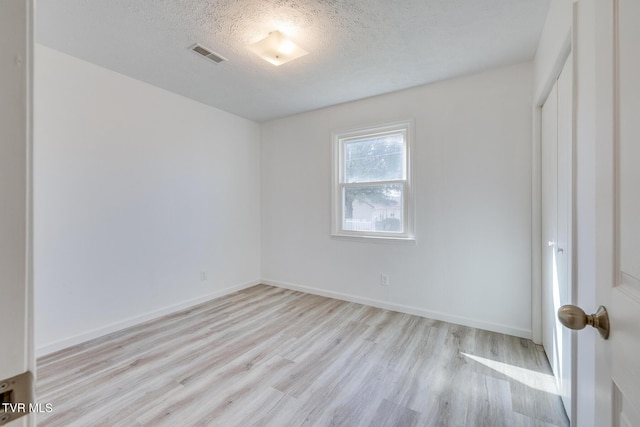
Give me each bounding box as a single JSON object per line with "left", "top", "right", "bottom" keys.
{"left": 573, "top": 0, "right": 619, "bottom": 424}
{"left": 0, "top": 0, "right": 35, "bottom": 426}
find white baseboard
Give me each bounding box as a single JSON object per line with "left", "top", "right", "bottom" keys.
{"left": 36, "top": 280, "right": 260, "bottom": 358}
{"left": 262, "top": 279, "right": 532, "bottom": 340}
{"left": 37, "top": 278, "right": 532, "bottom": 358}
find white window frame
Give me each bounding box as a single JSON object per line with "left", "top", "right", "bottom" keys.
{"left": 331, "top": 119, "right": 415, "bottom": 240}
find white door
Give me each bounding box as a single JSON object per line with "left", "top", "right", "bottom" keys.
{"left": 0, "top": 0, "right": 34, "bottom": 426}
{"left": 541, "top": 72, "right": 558, "bottom": 379}
{"left": 598, "top": 0, "right": 640, "bottom": 424}
{"left": 572, "top": 0, "right": 640, "bottom": 425}
{"left": 541, "top": 55, "right": 573, "bottom": 419}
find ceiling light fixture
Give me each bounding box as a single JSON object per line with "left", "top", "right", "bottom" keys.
{"left": 248, "top": 31, "right": 308, "bottom": 66}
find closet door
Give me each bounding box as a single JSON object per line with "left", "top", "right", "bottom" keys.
{"left": 541, "top": 55, "right": 573, "bottom": 420}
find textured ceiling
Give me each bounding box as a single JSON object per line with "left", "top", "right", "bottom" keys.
{"left": 36, "top": 0, "right": 550, "bottom": 122}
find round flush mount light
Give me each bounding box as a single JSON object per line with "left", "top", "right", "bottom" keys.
{"left": 248, "top": 31, "right": 308, "bottom": 66}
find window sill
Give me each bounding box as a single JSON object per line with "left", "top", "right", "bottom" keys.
{"left": 330, "top": 234, "right": 417, "bottom": 244}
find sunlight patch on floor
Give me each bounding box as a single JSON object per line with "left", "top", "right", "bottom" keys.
{"left": 461, "top": 352, "right": 560, "bottom": 395}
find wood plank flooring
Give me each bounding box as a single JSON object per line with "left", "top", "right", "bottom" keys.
{"left": 36, "top": 285, "right": 569, "bottom": 427}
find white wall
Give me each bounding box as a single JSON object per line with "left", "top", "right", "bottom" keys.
{"left": 34, "top": 45, "right": 261, "bottom": 355}
{"left": 533, "top": 0, "right": 573, "bottom": 104}
{"left": 261, "top": 62, "right": 534, "bottom": 338}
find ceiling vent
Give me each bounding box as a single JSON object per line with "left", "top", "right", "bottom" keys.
{"left": 191, "top": 44, "right": 227, "bottom": 64}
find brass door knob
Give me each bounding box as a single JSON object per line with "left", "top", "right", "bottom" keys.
{"left": 557, "top": 305, "right": 610, "bottom": 339}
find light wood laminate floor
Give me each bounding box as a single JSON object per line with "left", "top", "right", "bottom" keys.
{"left": 37, "top": 285, "right": 569, "bottom": 427}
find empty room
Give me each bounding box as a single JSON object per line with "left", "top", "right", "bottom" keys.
{"left": 2, "top": 0, "right": 640, "bottom": 426}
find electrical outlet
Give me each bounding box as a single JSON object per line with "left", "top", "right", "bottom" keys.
{"left": 200, "top": 271, "right": 207, "bottom": 281}
{"left": 380, "top": 273, "right": 389, "bottom": 287}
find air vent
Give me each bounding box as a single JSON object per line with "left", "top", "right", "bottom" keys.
{"left": 191, "top": 44, "right": 227, "bottom": 64}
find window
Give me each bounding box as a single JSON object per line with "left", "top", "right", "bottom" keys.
{"left": 332, "top": 120, "right": 414, "bottom": 239}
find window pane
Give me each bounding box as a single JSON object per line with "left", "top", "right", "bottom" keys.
{"left": 344, "top": 133, "right": 405, "bottom": 183}
{"left": 342, "top": 184, "right": 403, "bottom": 233}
